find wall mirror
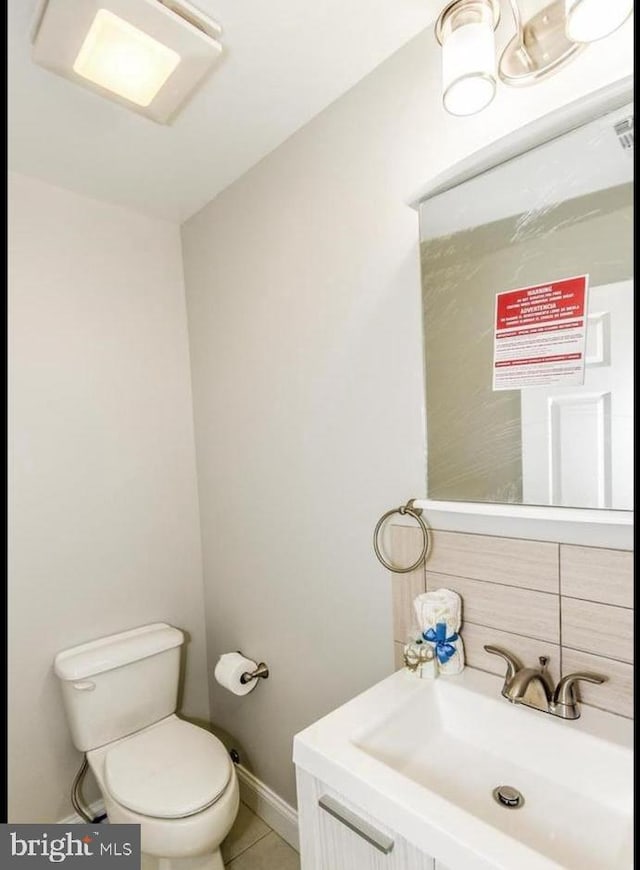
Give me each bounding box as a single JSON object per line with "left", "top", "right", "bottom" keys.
{"left": 418, "top": 95, "right": 633, "bottom": 512}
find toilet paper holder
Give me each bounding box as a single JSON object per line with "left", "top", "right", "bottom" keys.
{"left": 237, "top": 652, "right": 269, "bottom": 685}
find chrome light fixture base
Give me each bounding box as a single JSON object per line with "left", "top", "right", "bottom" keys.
{"left": 435, "top": 0, "right": 501, "bottom": 46}
{"left": 498, "top": 0, "right": 585, "bottom": 86}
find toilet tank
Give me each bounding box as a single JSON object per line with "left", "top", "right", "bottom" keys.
{"left": 54, "top": 623, "right": 184, "bottom": 752}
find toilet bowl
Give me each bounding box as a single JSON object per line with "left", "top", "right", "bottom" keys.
{"left": 88, "top": 715, "right": 239, "bottom": 870}
{"left": 54, "top": 623, "right": 240, "bottom": 870}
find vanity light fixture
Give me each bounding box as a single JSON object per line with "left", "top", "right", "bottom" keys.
{"left": 436, "top": 0, "right": 501, "bottom": 117}
{"left": 565, "top": 0, "right": 634, "bottom": 43}
{"left": 435, "top": 0, "right": 634, "bottom": 116}
{"left": 30, "top": 0, "right": 223, "bottom": 124}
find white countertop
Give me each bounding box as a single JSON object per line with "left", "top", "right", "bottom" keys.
{"left": 293, "top": 667, "right": 633, "bottom": 870}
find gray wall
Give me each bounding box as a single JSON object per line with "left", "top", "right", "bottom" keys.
{"left": 422, "top": 184, "right": 633, "bottom": 503}
{"left": 181, "top": 22, "right": 632, "bottom": 808}
{"left": 8, "top": 173, "right": 209, "bottom": 822}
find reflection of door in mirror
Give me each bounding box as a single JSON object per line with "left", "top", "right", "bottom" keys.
{"left": 521, "top": 280, "right": 633, "bottom": 510}
{"left": 419, "top": 101, "right": 633, "bottom": 510}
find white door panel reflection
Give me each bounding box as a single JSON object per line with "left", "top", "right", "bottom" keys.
{"left": 521, "top": 280, "right": 633, "bottom": 509}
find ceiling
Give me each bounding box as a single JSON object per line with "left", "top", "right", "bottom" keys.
{"left": 8, "top": 0, "right": 441, "bottom": 222}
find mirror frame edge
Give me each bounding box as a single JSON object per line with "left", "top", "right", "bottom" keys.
{"left": 410, "top": 75, "right": 634, "bottom": 548}
{"left": 409, "top": 75, "right": 633, "bottom": 210}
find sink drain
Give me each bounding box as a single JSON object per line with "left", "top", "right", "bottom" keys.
{"left": 493, "top": 785, "right": 525, "bottom": 809}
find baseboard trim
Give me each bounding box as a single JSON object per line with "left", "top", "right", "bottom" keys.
{"left": 235, "top": 764, "right": 299, "bottom": 852}
{"left": 59, "top": 799, "right": 107, "bottom": 825}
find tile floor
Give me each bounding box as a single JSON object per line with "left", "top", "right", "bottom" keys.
{"left": 222, "top": 802, "right": 300, "bottom": 869}
{"left": 140, "top": 802, "right": 300, "bottom": 869}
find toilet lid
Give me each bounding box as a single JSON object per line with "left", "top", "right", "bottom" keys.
{"left": 105, "top": 717, "right": 232, "bottom": 819}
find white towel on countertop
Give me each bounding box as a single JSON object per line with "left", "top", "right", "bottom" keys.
{"left": 413, "top": 588, "right": 465, "bottom": 675}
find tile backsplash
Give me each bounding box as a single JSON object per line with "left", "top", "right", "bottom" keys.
{"left": 390, "top": 525, "right": 634, "bottom": 719}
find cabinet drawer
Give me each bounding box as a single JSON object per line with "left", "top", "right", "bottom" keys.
{"left": 296, "top": 768, "right": 434, "bottom": 870}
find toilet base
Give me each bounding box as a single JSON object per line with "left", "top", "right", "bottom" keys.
{"left": 154, "top": 849, "right": 224, "bottom": 870}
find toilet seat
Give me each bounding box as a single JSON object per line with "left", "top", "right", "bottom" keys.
{"left": 105, "top": 716, "right": 232, "bottom": 819}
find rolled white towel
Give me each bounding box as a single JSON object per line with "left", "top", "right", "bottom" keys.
{"left": 413, "top": 589, "right": 465, "bottom": 675}
{"left": 414, "top": 588, "right": 460, "bottom": 635}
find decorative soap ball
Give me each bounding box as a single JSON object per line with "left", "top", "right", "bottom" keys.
{"left": 403, "top": 639, "right": 437, "bottom": 679}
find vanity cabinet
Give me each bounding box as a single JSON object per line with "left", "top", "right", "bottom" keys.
{"left": 296, "top": 769, "right": 435, "bottom": 870}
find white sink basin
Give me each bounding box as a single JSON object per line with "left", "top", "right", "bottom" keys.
{"left": 293, "top": 667, "right": 633, "bottom": 870}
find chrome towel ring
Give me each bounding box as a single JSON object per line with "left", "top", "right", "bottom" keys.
{"left": 373, "top": 499, "right": 430, "bottom": 573}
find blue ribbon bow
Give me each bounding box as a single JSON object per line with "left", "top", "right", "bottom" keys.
{"left": 423, "top": 622, "right": 459, "bottom": 664}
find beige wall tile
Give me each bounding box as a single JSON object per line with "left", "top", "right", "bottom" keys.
{"left": 390, "top": 527, "right": 634, "bottom": 719}
{"left": 394, "top": 642, "right": 406, "bottom": 672}
{"left": 392, "top": 573, "right": 424, "bottom": 642}
{"left": 427, "top": 571, "right": 560, "bottom": 642}
{"left": 561, "top": 546, "right": 634, "bottom": 607}
{"left": 561, "top": 648, "right": 633, "bottom": 718}
{"left": 462, "top": 622, "right": 561, "bottom": 685}
{"left": 561, "top": 598, "right": 633, "bottom": 664}
{"left": 390, "top": 524, "right": 427, "bottom": 574}
{"left": 390, "top": 525, "right": 426, "bottom": 643}
{"left": 426, "top": 530, "right": 559, "bottom": 593}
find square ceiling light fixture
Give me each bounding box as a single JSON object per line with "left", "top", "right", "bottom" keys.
{"left": 31, "top": 0, "right": 223, "bottom": 123}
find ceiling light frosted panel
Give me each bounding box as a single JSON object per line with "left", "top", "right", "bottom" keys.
{"left": 31, "top": 0, "right": 222, "bottom": 124}
{"left": 73, "top": 10, "right": 180, "bottom": 106}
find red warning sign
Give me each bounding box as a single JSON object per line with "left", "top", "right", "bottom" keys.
{"left": 493, "top": 275, "right": 589, "bottom": 390}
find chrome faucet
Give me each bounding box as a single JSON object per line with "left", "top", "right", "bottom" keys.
{"left": 484, "top": 645, "right": 606, "bottom": 720}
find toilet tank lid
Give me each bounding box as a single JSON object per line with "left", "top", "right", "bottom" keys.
{"left": 54, "top": 623, "right": 184, "bottom": 681}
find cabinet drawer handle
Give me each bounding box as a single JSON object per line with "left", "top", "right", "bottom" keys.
{"left": 318, "top": 795, "right": 394, "bottom": 854}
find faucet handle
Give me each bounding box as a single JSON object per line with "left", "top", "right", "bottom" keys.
{"left": 553, "top": 671, "right": 607, "bottom": 706}
{"left": 483, "top": 645, "right": 523, "bottom": 684}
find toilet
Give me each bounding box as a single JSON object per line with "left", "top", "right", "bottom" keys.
{"left": 54, "top": 622, "right": 239, "bottom": 870}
